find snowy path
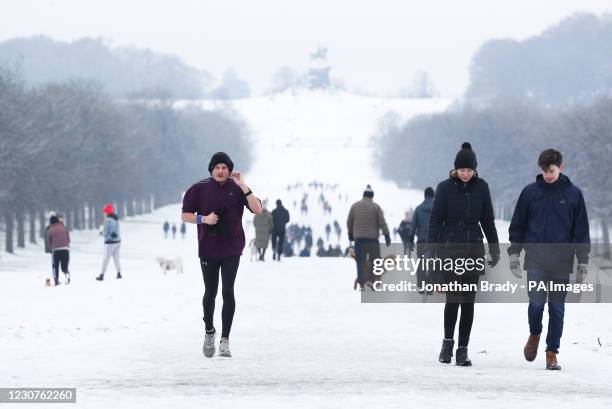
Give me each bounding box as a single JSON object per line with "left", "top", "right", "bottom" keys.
{"left": 2, "top": 91, "right": 612, "bottom": 407}
{"left": 1, "top": 205, "right": 611, "bottom": 408}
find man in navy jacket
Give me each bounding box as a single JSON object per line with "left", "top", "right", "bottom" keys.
{"left": 508, "top": 149, "right": 590, "bottom": 371}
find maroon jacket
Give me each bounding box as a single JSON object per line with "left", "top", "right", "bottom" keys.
{"left": 182, "top": 177, "right": 258, "bottom": 258}
{"left": 47, "top": 223, "right": 70, "bottom": 250}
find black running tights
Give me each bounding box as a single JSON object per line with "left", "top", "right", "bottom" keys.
{"left": 200, "top": 256, "right": 240, "bottom": 339}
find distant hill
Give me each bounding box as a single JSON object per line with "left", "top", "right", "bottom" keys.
{"left": 466, "top": 13, "right": 612, "bottom": 106}
{"left": 0, "top": 36, "right": 213, "bottom": 99}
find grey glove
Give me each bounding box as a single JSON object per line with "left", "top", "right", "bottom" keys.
{"left": 576, "top": 263, "right": 588, "bottom": 283}
{"left": 509, "top": 253, "right": 522, "bottom": 279}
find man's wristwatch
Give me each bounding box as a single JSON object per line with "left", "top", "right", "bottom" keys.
{"left": 244, "top": 189, "right": 253, "bottom": 197}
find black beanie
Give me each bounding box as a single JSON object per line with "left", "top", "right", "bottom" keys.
{"left": 208, "top": 152, "right": 234, "bottom": 174}
{"left": 454, "top": 142, "right": 477, "bottom": 170}
{"left": 49, "top": 216, "right": 59, "bottom": 224}
{"left": 363, "top": 184, "right": 374, "bottom": 198}
{"left": 424, "top": 187, "right": 434, "bottom": 198}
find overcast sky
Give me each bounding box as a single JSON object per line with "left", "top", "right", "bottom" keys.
{"left": 1, "top": 0, "right": 610, "bottom": 97}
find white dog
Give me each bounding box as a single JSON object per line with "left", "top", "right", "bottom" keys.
{"left": 248, "top": 238, "right": 258, "bottom": 262}
{"left": 155, "top": 256, "right": 184, "bottom": 274}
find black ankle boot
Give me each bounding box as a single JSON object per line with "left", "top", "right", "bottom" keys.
{"left": 439, "top": 339, "right": 454, "bottom": 364}
{"left": 456, "top": 346, "right": 472, "bottom": 366}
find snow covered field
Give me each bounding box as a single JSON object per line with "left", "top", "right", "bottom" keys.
{"left": 2, "top": 91, "right": 612, "bottom": 408}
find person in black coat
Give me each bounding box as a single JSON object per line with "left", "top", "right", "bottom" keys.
{"left": 427, "top": 142, "right": 500, "bottom": 367}
{"left": 271, "top": 199, "right": 290, "bottom": 261}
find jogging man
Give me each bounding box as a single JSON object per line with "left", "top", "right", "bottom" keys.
{"left": 181, "top": 152, "right": 263, "bottom": 358}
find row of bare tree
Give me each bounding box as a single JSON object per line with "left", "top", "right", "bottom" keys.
{"left": 0, "top": 67, "right": 252, "bottom": 256}
{"left": 374, "top": 98, "right": 612, "bottom": 243}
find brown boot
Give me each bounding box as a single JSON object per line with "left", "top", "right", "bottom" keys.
{"left": 546, "top": 351, "right": 562, "bottom": 370}
{"left": 523, "top": 334, "right": 540, "bottom": 362}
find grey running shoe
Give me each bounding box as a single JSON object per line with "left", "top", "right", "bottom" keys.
{"left": 203, "top": 330, "right": 216, "bottom": 358}
{"left": 219, "top": 338, "right": 232, "bottom": 357}
{"left": 65, "top": 272, "right": 71, "bottom": 285}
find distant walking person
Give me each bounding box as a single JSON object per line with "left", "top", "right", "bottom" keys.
{"left": 271, "top": 199, "right": 290, "bottom": 261}
{"left": 408, "top": 187, "right": 435, "bottom": 293}
{"left": 44, "top": 211, "right": 57, "bottom": 287}
{"left": 96, "top": 204, "right": 122, "bottom": 281}
{"left": 163, "top": 220, "right": 170, "bottom": 238}
{"left": 347, "top": 184, "right": 390, "bottom": 290}
{"left": 397, "top": 211, "right": 413, "bottom": 256}
{"left": 47, "top": 215, "right": 71, "bottom": 286}
{"left": 180, "top": 222, "right": 187, "bottom": 239}
{"left": 508, "top": 148, "right": 590, "bottom": 371}
{"left": 333, "top": 220, "right": 342, "bottom": 243}
{"left": 325, "top": 223, "right": 332, "bottom": 242}
{"left": 172, "top": 223, "right": 177, "bottom": 239}
{"left": 254, "top": 201, "right": 273, "bottom": 261}
{"left": 181, "top": 152, "right": 263, "bottom": 358}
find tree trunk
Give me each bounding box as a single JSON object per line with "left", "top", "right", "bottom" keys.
{"left": 5, "top": 211, "right": 14, "bottom": 253}
{"left": 29, "top": 210, "right": 37, "bottom": 244}
{"left": 88, "top": 205, "right": 95, "bottom": 230}
{"left": 67, "top": 209, "right": 76, "bottom": 231}
{"left": 135, "top": 199, "right": 143, "bottom": 215}
{"left": 117, "top": 201, "right": 125, "bottom": 219}
{"left": 126, "top": 199, "right": 135, "bottom": 217}
{"left": 72, "top": 208, "right": 79, "bottom": 230}
{"left": 16, "top": 210, "right": 25, "bottom": 248}
{"left": 95, "top": 204, "right": 104, "bottom": 227}
{"left": 39, "top": 211, "right": 47, "bottom": 238}
{"left": 144, "top": 195, "right": 152, "bottom": 213}
{"left": 78, "top": 206, "right": 85, "bottom": 230}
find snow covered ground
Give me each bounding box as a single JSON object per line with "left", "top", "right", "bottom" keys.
{"left": 2, "top": 90, "right": 612, "bottom": 408}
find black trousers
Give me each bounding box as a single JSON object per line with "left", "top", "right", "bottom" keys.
{"left": 438, "top": 246, "right": 483, "bottom": 348}
{"left": 443, "top": 271, "right": 479, "bottom": 347}
{"left": 52, "top": 249, "right": 70, "bottom": 284}
{"left": 271, "top": 230, "right": 285, "bottom": 256}
{"left": 200, "top": 256, "right": 240, "bottom": 339}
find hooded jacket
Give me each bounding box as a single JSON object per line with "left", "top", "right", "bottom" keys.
{"left": 408, "top": 196, "right": 433, "bottom": 243}
{"left": 47, "top": 222, "right": 70, "bottom": 250}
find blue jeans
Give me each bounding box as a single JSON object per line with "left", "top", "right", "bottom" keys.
{"left": 354, "top": 238, "right": 380, "bottom": 285}
{"left": 527, "top": 269, "right": 569, "bottom": 354}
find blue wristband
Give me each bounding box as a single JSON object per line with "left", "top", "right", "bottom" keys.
{"left": 196, "top": 214, "right": 203, "bottom": 224}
